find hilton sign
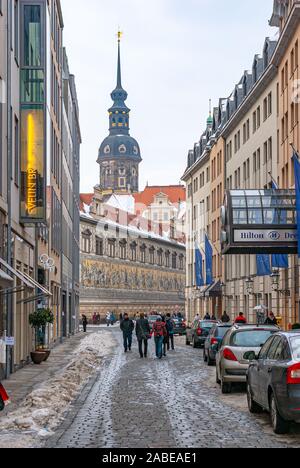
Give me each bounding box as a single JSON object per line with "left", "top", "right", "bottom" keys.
{"left": 234, "top": 230, "right": 297, "bottom": 243}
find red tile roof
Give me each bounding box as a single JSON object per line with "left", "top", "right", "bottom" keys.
{"left": 133, "top": 185, "right": 186, "bottom": 208}
{"left": 80, "top": 193, "right": 94, "bottom": 212}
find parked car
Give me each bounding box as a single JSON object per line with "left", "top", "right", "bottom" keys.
{"left": 216, "top": 324, "right": 279, "bottom": 394}
{"left": 186, "top": 320, "right": 218, "bottom": 349}
{"left": 173, "top": 317, "right": 187, "bottom": 336}
{"left": 247, "top": 331, "right": 300, "bottom": 434}
{"left": 203, "top": 323, "right": 232, "bottom": 366}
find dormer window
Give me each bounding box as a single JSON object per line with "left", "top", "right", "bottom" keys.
{"left": 133, "top": 146, "right": 138, "bottom": 155}
{"left": 119, "top": 144, "right": 127, "bottom": 154}
{"left": 104, "top": 145, "right": 111, "bottom": 154}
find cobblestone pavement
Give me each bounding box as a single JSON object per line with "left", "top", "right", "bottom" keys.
{"left": 47, "top": 329, "right": 300, "bottom": 449}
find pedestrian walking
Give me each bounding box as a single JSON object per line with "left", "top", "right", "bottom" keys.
{"left": 0, "top": 382, "right": 9, "bottom": 412}
{"left": 120, "top": 313, "right": 135, "bottom": 353}
{"left": 92, "top": 312, "right": 97, "bottom": 326}
{"left": 106, "top": 311, "right": 111, "bottom": 327}
{"left": 96, "top": 313, "right": 101, "bottom": 325}
{"left": 82, "top": 315, "right": 88, "bottom": 333}
{"left": 152, "top": 317, "right": 167, "bottom": 360}
{"left": 265, "top": 312, "right": 278, "bottom": 326}
{"left": 221, "top": 311, "right": 231, "bottom": 323}
{"left": 166, "top": 313, "right": 175, "bottom": 351}
{"left": 234, "top": 312, "right": 247, "bottom": 324}
{"left": 135, "top": 313, "right": 151, "bottom": 358}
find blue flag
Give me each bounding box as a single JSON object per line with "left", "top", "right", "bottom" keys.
{"left": 271, "top": 179, "right": 289, "bottom": 269}
{"left": 256, "top": 254, "right": 272, "bottom": 277}
{"left": 195, "top": 242, "right": 204, "bottom": 288}
{"left": 205, "top": 235, "right": 214, "bottom": 286}
{"left": 293, "top": 152, "right": 300, "bottom": 258}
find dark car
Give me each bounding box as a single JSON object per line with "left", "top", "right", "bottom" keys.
{"left": 247, "top": 331, "right": 300, "bottom": 434}
{"left": 173, "top": 317, "right": 187, "bottom": 336}
{"left": 203, "top": 323, "right": 232, "bottom": 366}
{"left": 186, "top": 320, "right": 218, "bottom": 349}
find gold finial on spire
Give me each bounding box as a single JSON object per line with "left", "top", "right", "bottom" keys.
{"left": 117, "top": 29, "right": 123, "bottom": 43}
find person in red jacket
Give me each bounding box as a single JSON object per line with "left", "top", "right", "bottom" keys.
{"left": 0, "top": 383, "right": 9, "bottom": 411}
{"left": 152, "top": 317, "right": 167, "bottom": 359}
{"left": 235, "top": 313, "right": 247, "bottom": 324}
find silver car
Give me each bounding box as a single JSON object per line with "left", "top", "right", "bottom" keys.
{"left": 216, "top": 324, "right": 279, "bottom": 394}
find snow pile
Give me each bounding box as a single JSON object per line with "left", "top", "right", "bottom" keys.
{"left": 0, "top": 331, "right": 115, "bottom": 444}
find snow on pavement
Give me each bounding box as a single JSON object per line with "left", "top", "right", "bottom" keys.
{"left": 0, "top": 331, "right": 115, "bottom": 448}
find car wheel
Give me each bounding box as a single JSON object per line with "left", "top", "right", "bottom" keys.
{"left": 270, "top": 393, "right": 290, "bottom": 435}
{"left": 221, "top": 379, "right": 232, "bottom": 394}
{"left": 247, "top": 383, "right": 262, "bottom": 414}
{"left": 203, "top": 349, "right": 208, "bottom": 362}
{"left": 207, "top": 353, "right": 214, "bottom": 367}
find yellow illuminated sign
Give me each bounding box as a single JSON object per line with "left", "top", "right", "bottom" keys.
{"left": 20, "top": 107, "right": 45, "bottom": 222}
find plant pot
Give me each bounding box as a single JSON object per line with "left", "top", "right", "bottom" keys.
{"left": 42, "top": 350, "right": 51, "bottom": 362}
{"left": 31, "top": 351, "right": 47, "bottom": 365}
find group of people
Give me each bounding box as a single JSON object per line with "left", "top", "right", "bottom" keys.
{"left": 120, "top": 313, "right": 176, "bottom": 360}
{"left": 198, "top": 310, "right": 278, "bottom": 326}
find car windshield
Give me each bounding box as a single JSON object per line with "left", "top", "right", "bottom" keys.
{"left": 200, "top": 321, "right": 216, "bottom": 329}
{"left": 291, "top": 337, "right": 300, "bottom": 360}
{"left": 231, "top": 329, "right": 276, "bottom": 348}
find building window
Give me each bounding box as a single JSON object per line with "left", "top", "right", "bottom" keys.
{"left": 96, "top": 237, "right": 103, "bottom": 256}
{"left": 119, "top": 177, "right": 126, "bottom": 188}
{"left": 165, "top": 251, "right": 170, "bottom": 268}
{"left": 149, "top": 247, "right": 155, "bottom": 265}
{"left": 14, "top": 116, "right": 19, "bottom": 186}
{"left": 172, "top": 253, "right": 177, "bottom": 269}
{"left": 119, "top": 167, "right": 126, "bottom": 176}
{"left": 158, "top": 249, "right": 163, "bottom": 266}
{"left": 14, "top": 0, "right": 19, "bottom": 62}
{"left": 119, "top": 240, "right": 127, "bottom": 260}
{"left": 179, "top": 255, "right": 184, "bottom": 270}
{"left": 140, "top": 245, "right": 146, "bottom": 263}
{"left": 130, "top": 242, "right": 137, "bottom": 261}
{"left": 82, "top": 230, "right": 92, "bottom": 254}
{"left": 108, "top": 240, "right": 116, "bottom": 258}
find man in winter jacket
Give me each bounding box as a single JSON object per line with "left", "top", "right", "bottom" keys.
{"left": 135, "top": 313, "right": 151, "bottom": 358}
{"left": 120, "top": 314, "right": 135, "bottom": 352}
{"left": 166, "top": 313, "right": 175, "bottom": 351}
{"left": 152, "top": 317, "right": 167, "bottom": 359}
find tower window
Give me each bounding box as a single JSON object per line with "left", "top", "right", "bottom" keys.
{"left": 119, "top": 177, "right": 126, "bottom": 188}
{"left": 119, "top": 167, "right": 126, "bottom": 176}
{"left": 119, "top": 145, "right": 127, "bottom": 154}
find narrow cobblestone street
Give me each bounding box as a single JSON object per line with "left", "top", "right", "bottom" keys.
{"left": 47, "top": 328, "right": 300, "bottom": 449}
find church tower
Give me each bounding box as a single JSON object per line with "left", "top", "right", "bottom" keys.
{"left": 97, "top": 32, "right": 142, "bottom": 194}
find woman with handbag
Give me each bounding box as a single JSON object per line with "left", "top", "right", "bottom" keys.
{"left": 135, "top": 313, "right": 151, "bottom": 359}
{"left": 0, "top": 382, "right": 9, "bottom": 412}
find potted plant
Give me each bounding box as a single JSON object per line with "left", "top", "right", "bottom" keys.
{"left": 29, "top": 309, "right": 54, "bottom": 364}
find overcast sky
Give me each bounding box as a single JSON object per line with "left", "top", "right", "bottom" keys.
{"left": 61, "top": 0, "right": 276, "bottom": 193}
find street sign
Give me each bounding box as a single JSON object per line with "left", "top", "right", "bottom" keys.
{"left": 5, "top": 337, "right": 15, "bottom": 347}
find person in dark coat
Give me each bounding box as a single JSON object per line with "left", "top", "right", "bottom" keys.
{"left": 120, "top": 313, "right": 135, "bottom": 353}
{"left": 221, "top": 311, "right": 231, "bottom": 323}
{"left": 204, "top": 313, "right": 211, "bottom": 320}
{"left": 135, "top": 313, "right": 151, "bottom": 358}
{"left": 165, "top": 313, "right": 175, "bottom": 351}
{"left": 82, "top": 315, "right": 88, "bottom": 333}
{"left": 265, "top": 312, "right": 278, "bottom": 326}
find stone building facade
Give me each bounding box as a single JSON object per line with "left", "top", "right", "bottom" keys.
{"left": 80, "top": 216, "right": 186, "bottom": 320}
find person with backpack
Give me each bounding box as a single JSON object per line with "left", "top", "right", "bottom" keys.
{"left": 165, "top": 313, "right": 175, "bottom": 351}
{"left": 120, "top": 313, "right": 135, "bottom": 353}
{"left": 152, "top": 317, "right": 167, "bottom": 360}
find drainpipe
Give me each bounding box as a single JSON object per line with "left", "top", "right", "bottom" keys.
{"left": 6, "top": 0, "right": 12, "bottom": 378}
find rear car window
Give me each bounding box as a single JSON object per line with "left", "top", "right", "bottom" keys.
{"left": 216, "top": 327, "right": 231, "bottom": 338}
{"left": 230, "top": 330, "right": 276, "bottom": 348}
{"left": 291, "top": 337, "right": 300, "bottom": 360}
{"left": 200, "top": 322, "right": 216, "bottom": 330}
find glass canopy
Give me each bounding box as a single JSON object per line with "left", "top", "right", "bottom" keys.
{"left": 230, "top": 190, "right": 296, "bottom": 226}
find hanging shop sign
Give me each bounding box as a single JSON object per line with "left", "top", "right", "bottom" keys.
{"left": 221, "top": 190, "right": 298, "bottom": 255}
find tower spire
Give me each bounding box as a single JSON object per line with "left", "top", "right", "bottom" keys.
{"left": 117, "top": 30, "right": 123, "bottom": 88}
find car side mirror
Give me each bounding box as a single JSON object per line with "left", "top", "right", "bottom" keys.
{"left": 244, "top": 351, "right": 257, "bottom": 361}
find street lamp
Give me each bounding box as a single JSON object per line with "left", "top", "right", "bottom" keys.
{"left": 270, "top": 270, "right": 290, "bottom": 296}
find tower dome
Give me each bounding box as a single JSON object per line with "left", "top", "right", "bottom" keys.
{"left": 97, "top": 32, "right": 142, "bottom": 193}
